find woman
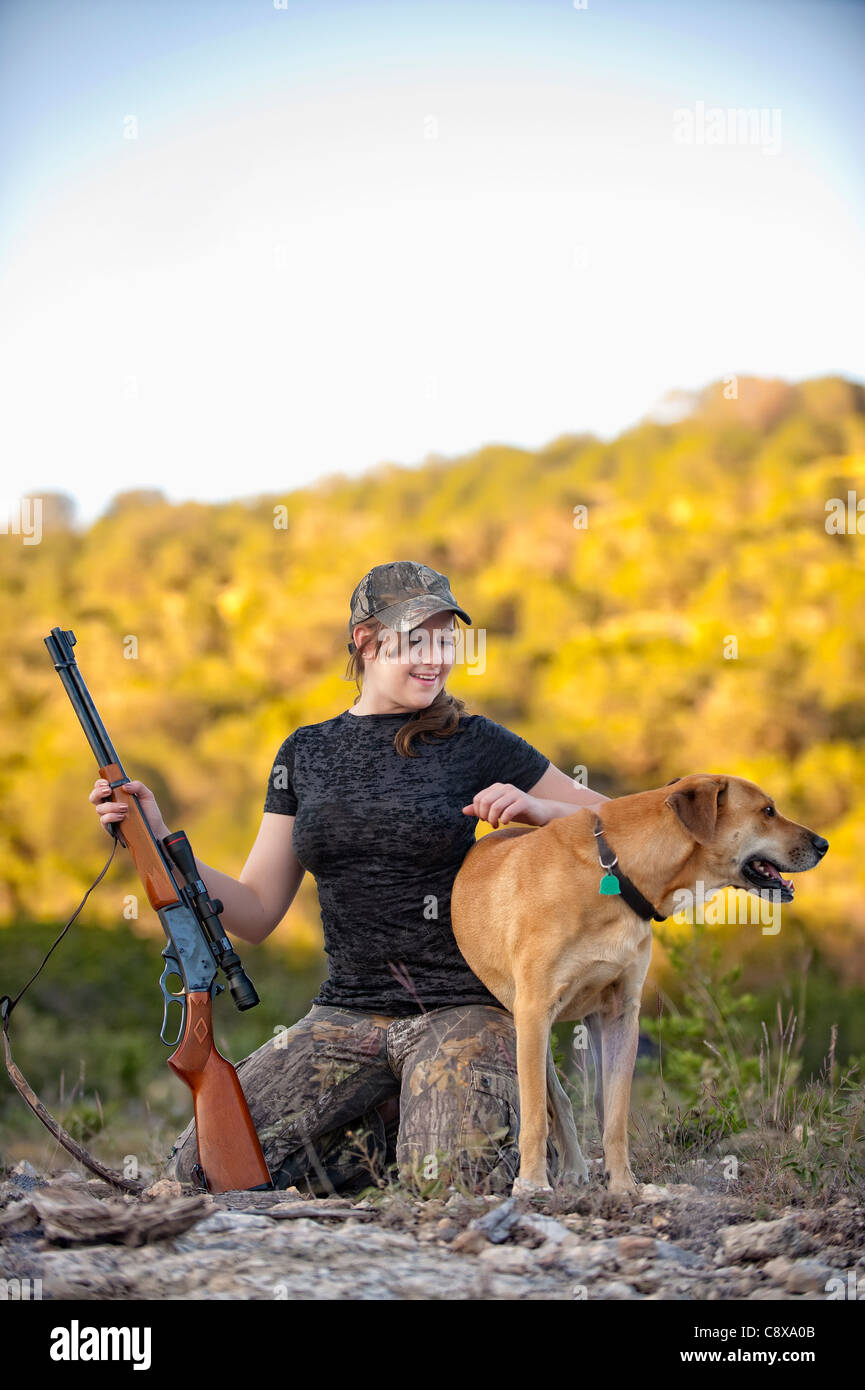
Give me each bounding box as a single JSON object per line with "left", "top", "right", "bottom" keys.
{"left": 90, "top": 561, "right": 609, "bottom": 1197}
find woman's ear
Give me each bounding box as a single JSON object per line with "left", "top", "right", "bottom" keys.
{"left": 352, "top": 622, "right": 377, "bottom": 658}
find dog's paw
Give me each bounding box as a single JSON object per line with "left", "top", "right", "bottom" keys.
{"left": 512, "top": 1177, "right": 554, "bottom": 1197}
{"left": 604, "top": 1164, "right": 638, "bottom": 1195}
{"left": 605, "top": 1173, "right": 638, "bottom": 1197}
{"left": 558, "top": 1164, "right": 590, "bottom": 1187}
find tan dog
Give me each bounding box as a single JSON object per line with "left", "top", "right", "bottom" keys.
{"left": 450, "top": 774, "right": 829, "bottom": 1195}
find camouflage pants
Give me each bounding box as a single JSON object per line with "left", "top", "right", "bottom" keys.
{"left": 166, "top": 1003, "right": 560, "bottom": 1197}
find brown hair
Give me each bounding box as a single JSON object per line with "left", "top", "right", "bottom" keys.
{"left": 344, "top": 616, "right": 469, "bottom": 757}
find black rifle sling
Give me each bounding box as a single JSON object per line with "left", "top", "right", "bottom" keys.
{"left": 0, "top": 837, "right": 146, "bottom": 1194}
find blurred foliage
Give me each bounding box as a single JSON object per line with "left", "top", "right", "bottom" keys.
{"left": 1, "top": 371, "right": 864, "bottom": 1113}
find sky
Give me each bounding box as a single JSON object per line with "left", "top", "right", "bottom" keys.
{"left": 1, "top": 0, "right": 863, "bottom": 527}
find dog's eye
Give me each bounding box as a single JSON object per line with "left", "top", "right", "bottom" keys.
{"left": 764, "top": 805, "right": 776, "bottom": 817}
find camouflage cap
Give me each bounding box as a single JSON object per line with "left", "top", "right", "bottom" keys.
{"left": 347, "top": 561, "right": 472, "bottom": 654}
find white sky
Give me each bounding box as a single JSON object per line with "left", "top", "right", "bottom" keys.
{"left": 1, "top": 0, "right": 863, "bottom": 526}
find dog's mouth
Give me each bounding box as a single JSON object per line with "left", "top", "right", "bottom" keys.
{"left": 740, "top": 856, "right": 795, "bottom": 901}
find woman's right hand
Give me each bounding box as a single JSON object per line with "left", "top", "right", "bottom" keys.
{"left": 89, "top": 778, "right": 169, "bottom": 842}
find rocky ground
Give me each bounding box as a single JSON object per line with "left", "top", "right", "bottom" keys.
{"left": 1, "top": 1162, "right": 863, "bottom": 1301}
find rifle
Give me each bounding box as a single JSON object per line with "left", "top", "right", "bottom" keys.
{"left": 38, "top": 627, "right": 273, "bottom": 1195}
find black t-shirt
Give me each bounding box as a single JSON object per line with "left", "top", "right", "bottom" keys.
{"left": 262, "top": 708, "right": 551, "bottom": 1014}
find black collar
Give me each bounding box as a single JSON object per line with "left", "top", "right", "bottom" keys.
{"left": 590, "top": 812, "right": 667, "bottom": 922}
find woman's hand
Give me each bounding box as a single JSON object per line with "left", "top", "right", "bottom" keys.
{"left": 89, "top": 778, "right": 170, "bottom": 842}
{"left": 461, "top": 784, "right": 550, "bottom": 829}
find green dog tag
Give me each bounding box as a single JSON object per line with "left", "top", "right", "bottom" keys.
{"left": 599, "top": 873, "right": 621, "bottom": 895}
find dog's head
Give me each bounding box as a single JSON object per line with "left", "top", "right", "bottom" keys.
{"left": 663, "top": 774, "right": 829, "bottom": 902}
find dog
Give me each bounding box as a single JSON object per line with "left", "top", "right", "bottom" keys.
{"left": 450, "top": 774, "right": 829, "bottom": 1196}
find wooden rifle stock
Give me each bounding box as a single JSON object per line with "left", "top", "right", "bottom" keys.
{"left": 167, "top": 992, "right": 271, "bottom": 1194}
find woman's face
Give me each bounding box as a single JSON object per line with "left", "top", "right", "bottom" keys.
{"left": 356, "top": 611, "right": 457, "bottom": 709}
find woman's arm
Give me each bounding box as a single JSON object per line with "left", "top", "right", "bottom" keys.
{"left": 463, "top": 762, "right": 609, "bottom": 830}
{"left": 523, "top": 761, "right": 610, "bottom": 821}
{"left": 190, "top": 812, "right": 306, "bottom": 945}
{"left": 90, "top": 778, "right": 305, "bottom": 944}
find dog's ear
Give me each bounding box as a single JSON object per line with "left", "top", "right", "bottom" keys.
{"left": 665, "top": 777, "right": 727, "bottom": 845}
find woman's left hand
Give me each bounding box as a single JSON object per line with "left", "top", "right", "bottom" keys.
{"left": 461, "top": 784, "right": 549, "bottom": 829}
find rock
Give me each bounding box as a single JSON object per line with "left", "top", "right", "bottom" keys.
{"left": 451, "top": 1226, "right": 489, "bottom": 1255}
{"left": 142, "top": 1179, "right": 183, "bottom": 1202}
{"left": 785, "top": 1260, "right": 837, "bottom": 1294}
{"left": 0, "top": 1200, "right": 38, "bottom": 1235}
{"left": 515, "top": 1212, "right": 573, "bottom": 1246}
{"left": 612, "top": 1235, "right": 702, "bottom": 1268}
{"left": 534, "top": 1236, "right": 581, "bottom": 1266}
{"left": 477, "top": 1244, "right": 535, "bottom": 1274}
{"left": 727, "top": 1279, "right": 760, "bottom": 1297}
{"left": 762, "top": 1256, "right": 794, "bottom": 1282}
{"left": 593, "top": 1280, "right": 640, "bottom": 1299}
{"left": 444, "top": 1192, "right": 477, "bottom": 1216}
{"left": 482, "top": 1276, "right": 531, "bottom": 1299}
{"left": 550, "top": 1238, "right": 618, "bottom": 1276}
{"left": 718, "top": 1217, "right": 811, "bottom": 1263}
{"left": 617, "top": 1236, "right": 656, "bottom": 1259}
{"left": 471, "top": 1197, "right": 521, "bottom": 1244}
{"left": 435, "top": 1219, "right": 460, "bottom": 1242}
{"left": 192, "top": 1211, "right": 280, "bottom": 1235}
{"left": 654, "top": 1242, "right": 703, "bottom": 1268}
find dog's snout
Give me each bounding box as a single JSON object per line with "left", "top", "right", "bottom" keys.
{"left": 810, "top": 834, "right": 829, "bottom": 858}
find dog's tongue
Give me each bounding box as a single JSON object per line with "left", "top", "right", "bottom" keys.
{"left": 756, "top": 859, "right": 794, "bottom": 891}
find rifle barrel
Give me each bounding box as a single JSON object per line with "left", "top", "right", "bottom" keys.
{"left": 44, "top": 627, "right": 122, "bottom": 772}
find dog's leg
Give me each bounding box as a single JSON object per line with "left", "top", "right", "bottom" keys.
{"left": 599, "top": 987, "right": 641, "bottom": 1195}
{"left": 544, "top": 1046, "right": 589, "bottom": 1184}
{"left": 511, "top": 1001, "right": 554, "bottom": 1194}
{"left": 585, "top": 1010, "right": 604, "bottom": 1138}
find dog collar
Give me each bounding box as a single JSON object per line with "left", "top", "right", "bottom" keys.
{"left": 590, "top": 812, "right": 667, "bottom": 922}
